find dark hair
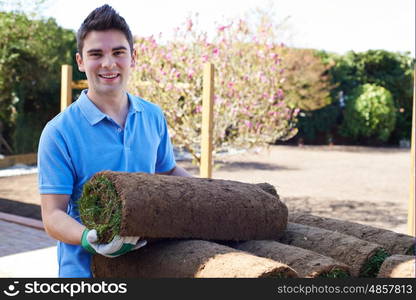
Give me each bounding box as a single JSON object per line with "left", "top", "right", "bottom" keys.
{"left": 77, "top": 4, "right": 133, "bottom": 56}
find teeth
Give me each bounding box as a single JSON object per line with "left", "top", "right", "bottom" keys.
{"left": 100, "top": 74, "right": 118, "bottom": 79}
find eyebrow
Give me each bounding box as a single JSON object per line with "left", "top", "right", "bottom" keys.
{"left": 86, "top": 46, "right": 128, "bottom": 54}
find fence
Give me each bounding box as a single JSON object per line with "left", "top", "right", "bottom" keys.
{"left": 408, "top": 66, "right": 415, "bottom": 237}
{"left": 60, "top": 63, "right": 215, "bottom": 178}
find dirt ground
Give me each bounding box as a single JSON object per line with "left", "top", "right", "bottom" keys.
{"left": 0, "top": 145, "right": 412, "bottom": 235}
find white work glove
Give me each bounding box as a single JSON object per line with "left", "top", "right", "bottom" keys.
{"left": 81, "top": 229, "right": 147, "bottom": 258}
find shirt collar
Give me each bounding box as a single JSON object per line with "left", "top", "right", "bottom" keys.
{"left": 128, "top": 93, "right": 143, "bottom": 113}
{"left": 78, "top": 90, "right": 143, "bottom": 126}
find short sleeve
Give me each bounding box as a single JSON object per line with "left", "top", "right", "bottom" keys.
{"left": 155, "top": 113, "right": 176, "bottom": 173}
{"left": 38, "top": 123, "right": 75, "bottom": 194}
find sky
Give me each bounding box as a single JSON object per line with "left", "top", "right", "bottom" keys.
{"left": 40, "top": 0, "right": 415, "bottom": 57}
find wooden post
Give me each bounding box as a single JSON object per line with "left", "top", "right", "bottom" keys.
{"left": 200, "top": 63, "right": 215, "bottom": 178}
{"left": 61, "top": 65, "right": 73, "bottom": 112}
{"left": 408, "top": 65, "right": 415, "bottom": 237}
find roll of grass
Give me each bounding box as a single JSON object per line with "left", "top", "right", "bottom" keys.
{"left": 290, "top": 212, "right": 415, "bottom": 255}
{"left": 91, "top": 239, "right": 299, "bottom": 278}
{"left": 79, "top": 171, "right": 288, "bottom": 243}
{"left": 377, "top": 255, "right": 416, "bottom": 278}
{"left": 233, "top": 240, "right": 351, "bottom": 278}
{"left": 278, "top": 223, "right": 390, "bottom": 277}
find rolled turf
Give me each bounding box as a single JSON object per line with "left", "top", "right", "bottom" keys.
{"left": 91, "top": 239, "right": 299, "bottom": 278}
{"left": 289, "top": 212, "right": 416, "bottom": 255}
{"left": 233, "top": 240, "right": 351, "bottom": 278}
{"left": 278, "top": 223, "right": 390, "bottom": 277}
{"left": 79, "top": 171, "right": 288, "bottom": 243}
{"left": 377, "top": 255, "right": 416, "bottom": 278}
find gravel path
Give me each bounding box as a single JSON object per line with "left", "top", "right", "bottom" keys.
{"left": 180, "top": 145, "right": 412, "bottom": 234}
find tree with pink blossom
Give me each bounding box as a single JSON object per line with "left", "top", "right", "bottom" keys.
{"left": 129, "top": 15, "right": 298, "bottom": 164}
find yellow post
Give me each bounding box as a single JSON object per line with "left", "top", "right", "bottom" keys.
{"left": 200, "top": 63, "right": 215, "bottom": 178}
{"left": 61, "top": 65, "right": 73, "bottom": 112}
{"left": 408, "top": 65, "right": 415, "bottom": 237}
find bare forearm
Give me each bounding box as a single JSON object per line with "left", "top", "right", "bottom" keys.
{"left": 168, "top": 165, "right": 193, "bottom": 177}
{"left": 43, "top": 210, "right": 85, "bottom": 245}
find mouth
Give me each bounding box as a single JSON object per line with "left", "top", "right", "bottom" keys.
{"left": 98, "top": 73, "right": 120, "bottom": 80}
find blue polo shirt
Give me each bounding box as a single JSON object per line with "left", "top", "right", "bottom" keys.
{"left": 37, "top": 90, "right": 176, "bottom": 278}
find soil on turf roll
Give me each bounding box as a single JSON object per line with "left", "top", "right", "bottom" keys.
{"left": 278, "top": 223, "right": 390, "bottom": 277}
{"left": 91, "top": 239, "right": 299, "bottom": 278}
{"left": 377, "top": 255, "right": 416, "bottom": 278}
{"left": 79, "top": 171, "right": 288, "bottom": 243}
{"left": 289, "top": 212, "right": 415, "bottom": 255}
{"left": 234, "top": 240, "right": 351, "bottom": 278}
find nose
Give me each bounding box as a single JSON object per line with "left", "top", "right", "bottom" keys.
{"left": 101, "top": 54, "right": 116, "bottom": 69}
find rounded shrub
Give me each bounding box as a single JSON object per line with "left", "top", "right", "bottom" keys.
{"left": 340, "top": 84, "right": 396, "bottom": 143}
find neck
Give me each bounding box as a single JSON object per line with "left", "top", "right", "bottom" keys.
{"left": 87, "top": 89, "right": 129, "bottom": 127}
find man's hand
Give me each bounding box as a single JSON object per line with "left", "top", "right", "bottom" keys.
{"left": 81, "top": 229, "right": 147, "bottom": 257}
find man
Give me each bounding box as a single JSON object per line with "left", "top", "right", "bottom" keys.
{"left": 38, "top": 4, "right": 191, "bottom": 278}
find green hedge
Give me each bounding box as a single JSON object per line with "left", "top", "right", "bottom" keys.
{"left": 0, "top": 11, "right": 81, "bottom": 154}
{"left": 328, "top": 50, "right": 414, "bottom": 144}
{"left": 340, "top": 84, "right": 396, "bottom": 143}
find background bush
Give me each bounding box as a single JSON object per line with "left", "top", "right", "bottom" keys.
{"left": 340, "top": 83, "right": 396, "bottom": 144}
{"left": 328, "top": 50, "right": 414, "bottom": 145}
{"left": 278, "top": 48, "right": 338, "bottom": 144}
{"left": 0, "top": 11, "right": 77, "bottom": 154}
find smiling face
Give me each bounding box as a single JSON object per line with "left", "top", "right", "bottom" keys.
{"left": 76, "top": 29, "right": 135, "bottom": 99}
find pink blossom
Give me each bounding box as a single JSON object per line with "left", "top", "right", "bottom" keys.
{"left": 187, "top": 69, "right": 195, "bottom": 79}
{"left": 186, "top": 19, "right": 193, "bottom": 31}
{"left": 202, "top": 55, "right": 209, "bottom": 63}
{"left": 217, "top": 24, "right": 232, "bottom": 32}
{"left": 244, "top": 120, "right": 253, "bottom": 128}
{"left": 276, "top": 89, "right": 284, "bottom": 99}
{"left": 213, "top": 48, "right": 219, "bottom": 55}
{"left": 270, "top": 53, "right": 278, "bottom": 59}
{"left": 195, "top": 105, "right": 202, "bottom": 113}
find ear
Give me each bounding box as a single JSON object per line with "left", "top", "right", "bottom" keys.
{"left": 76, "top": 52, "right": 85, "bottom": 72}
{"left": 130, "top": 48, "right": 137, "bottom": 68}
